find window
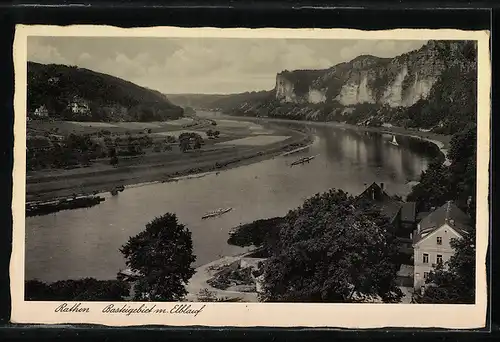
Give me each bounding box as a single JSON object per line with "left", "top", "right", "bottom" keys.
{"left": 437, "top": 236, "right": 442, "bottom": 245}
{"left": 424, "top": 272, "right": 429, "bottom": 279}
{"left": 437, "top": 254, "right": 443, "bottom": 264}
{"left": 423, "top": 253, "right": 429, "bottom": 263}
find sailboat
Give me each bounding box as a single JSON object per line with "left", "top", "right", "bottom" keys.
{"left": 389, "top": 135, "right": 399, "bottom": 146}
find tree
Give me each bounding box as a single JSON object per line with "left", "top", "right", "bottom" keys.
{"left": 213, "top": 130, "right": 220, "bottom": 138}
{"left": 25, "top": 278, "right": 130, "bottom": 301}
{"left": 165, "top": 135, "right": 176, "bottom": 144}
{"left": 110, "top": 155, "right": 119, "bottom": 166}
{"left": 415, "top": 231, "right": 475, "bottom": 304}
{"left": 179, "top": 133, "right": 191, "bottom": 152}
{"left": 193, "top": 134, "right": 204, "bottom": 149}
{"left": 407, "top": 158, "right": 453, "bottom": 212}
{"left": 447, "top": 124, "right": 477, "bottom": 210}
{"left": 120, "top": 213, "right": 196, "bottom": 301}
{"left": 260, "top": 189, "right": 403, "bottom": 303}
{"left": 227, "top": 217, "right": 284, "bottom": 256}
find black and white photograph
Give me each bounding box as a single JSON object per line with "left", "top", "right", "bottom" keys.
{"left": 11, "top": 26, "right": 489, "bottom": 328}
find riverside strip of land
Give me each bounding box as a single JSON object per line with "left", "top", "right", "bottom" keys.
{"left": 26, "top": 117, "right": 312, "bottom": 202}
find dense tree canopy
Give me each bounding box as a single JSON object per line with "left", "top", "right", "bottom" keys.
{"left": 407, "top": 124, "right": 477, "bottom": 216}
{"left": 120, "top": 213, "right": 196, "bottom": 301}
{"left": 406, "top": 158, "right": 453, "bottom": 212}
{"left": 227, "top": 217, "right": 285, "bottom": 256}
{"left": 260, "top": 189, "right": 403, "bottom": 303}
{"left": 179, "top": 132, "right": 204, "bottom": 152}
{"left": 25, "top": 278, "right": 130, "bottom": 301}
{"left": 28, "top": 62, "right": 183, "bottom": 122}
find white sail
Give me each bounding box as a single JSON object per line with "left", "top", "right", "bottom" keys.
{"left": 391, "top": 135, "right": 399, "bottom": 146}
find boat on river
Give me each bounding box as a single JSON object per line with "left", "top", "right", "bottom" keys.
{"left": 389, "top": 135, "right": 399, "bottom": 146}
{"left": 290, "top": 155, "right": 317, "bottom": 166}
{"left": 202, "top": 207, "right": 233, "bottom": 219}
{"left": 26, "top": 195, "right": 105, "bottom": 217}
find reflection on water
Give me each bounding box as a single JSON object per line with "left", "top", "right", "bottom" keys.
{"left": 25, "top": 122, "right": 440, "bottom": 282}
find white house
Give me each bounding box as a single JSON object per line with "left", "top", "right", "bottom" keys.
{"left": 69, "top": 97, "right": 90, "bottom": 115}
{"left": 412, "top": 200, "right": 472, "bottom": 291}
{"left": 33, "top": 105, "right": 49, "bottom": 118}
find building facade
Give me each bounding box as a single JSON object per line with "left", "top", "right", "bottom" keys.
{"left": 412, "top": 201, "right": 471, "bottom": 290}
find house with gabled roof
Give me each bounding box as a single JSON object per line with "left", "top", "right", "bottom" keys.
{"left": 356, "top": 182, "right": 403, "bottom": 229}
{"left": 412, "top": 200, "right": 472, "bottom": 290}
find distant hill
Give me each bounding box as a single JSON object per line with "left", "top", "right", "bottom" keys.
{"left": 167, "top": 90, "right": 274, "bottom": 111}
{"left": 27, "top": 62, "right": 184, "bottom": 122}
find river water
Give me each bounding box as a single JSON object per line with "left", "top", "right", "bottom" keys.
{"left": 25, "top": 118, "right": 441, "bottom": 283}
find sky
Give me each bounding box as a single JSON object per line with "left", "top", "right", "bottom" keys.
{"left": 27, "top": 37, "right": 427, "bottom": 94}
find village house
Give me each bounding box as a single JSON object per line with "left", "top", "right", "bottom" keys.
{"left": 356, "top": 182, "right": 418, "bottom": 240}
{"left": 32, "top": 105, "right": 49, "bottom": 119}
{"left": 48, "top": 77, "right": 60, "bottom": 85}
{"left": 69, "top": 96, "right": 90, "bottom": 115}
{"left": 356, "top": 182, "right": 402, "bottom": 228}
{"left": 412, "top": 200, "right": 472, "bottom": 291}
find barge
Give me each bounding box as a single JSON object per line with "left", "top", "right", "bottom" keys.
{"left": 26, "top": 195, "right": 105, "bottom": 217}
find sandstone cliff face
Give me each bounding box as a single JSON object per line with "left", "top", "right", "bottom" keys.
{"left": 274, "top": 40, "right": 474, "bottom": 108}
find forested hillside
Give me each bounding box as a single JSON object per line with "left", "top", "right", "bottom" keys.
{"left": 27, "top": 62, "right": 184, "bottom": 122}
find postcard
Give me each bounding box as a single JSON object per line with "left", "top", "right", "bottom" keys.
{"left": 11, "top": 25, "right": 490, "bottom": 328}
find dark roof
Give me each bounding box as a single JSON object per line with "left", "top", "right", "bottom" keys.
{"left": 358, "top": 182, "right": 392, "bottom": 202}
{"left": 357, "top": 182, "right": 402, "bottom": 223}
{"left": 401, "top": 202, "right": 417, "bottom": 222}
{"left": 414, "top": 201, "right": 472, "bottom": 244}
{"left": 374, "top": 200, "right": 403, "bottom": 223}
{"left": 416, "top": 211, "right": 430, "bottom": 221}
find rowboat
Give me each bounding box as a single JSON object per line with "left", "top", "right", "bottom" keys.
{"left": 202, "top": 207, "right": 233, "bottom": 219}
{"left": 290, "top": 155, "right": 317, "bottom": 166}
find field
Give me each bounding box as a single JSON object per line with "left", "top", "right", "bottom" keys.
{"left": 26, "top": 117, "right": 311, "bottom": 201}
{"left": 217, "top": 135, "right": 290, "bottom": 146}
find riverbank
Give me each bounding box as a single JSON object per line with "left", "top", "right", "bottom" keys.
{"left": 220, "top": 115, "right": 452, "bottom": 163}
{"left": 26, "top": 122, "right": 313, "bottom": 202}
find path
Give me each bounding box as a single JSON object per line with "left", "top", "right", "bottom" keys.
{"left": 185, "top": 252, "right": 259, "bottom": 302}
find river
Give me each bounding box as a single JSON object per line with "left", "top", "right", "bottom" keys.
{"left": 25, "top": 117, "right": 441, "bottom": 283}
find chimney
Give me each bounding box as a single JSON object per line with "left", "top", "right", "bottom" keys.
{"left": 449, "top": 219, "right": 455, "bottom": 226}
{"left": 380, "top": 183, "right": 384, "bottom": 191}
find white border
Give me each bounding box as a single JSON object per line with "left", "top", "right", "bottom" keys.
{"left": 11, "top": 25, "right": 491, "bottom": 328}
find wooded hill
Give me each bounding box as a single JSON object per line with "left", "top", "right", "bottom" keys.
{"left": 27, "top": 62, "right": 184, "bottom": 122}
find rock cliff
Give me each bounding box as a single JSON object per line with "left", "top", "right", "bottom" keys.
{"left": 225, "top": 40, "right": 477, "bottom": 134}
{"left": 274, "top": 40, "right": 475, "bottom": 109}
